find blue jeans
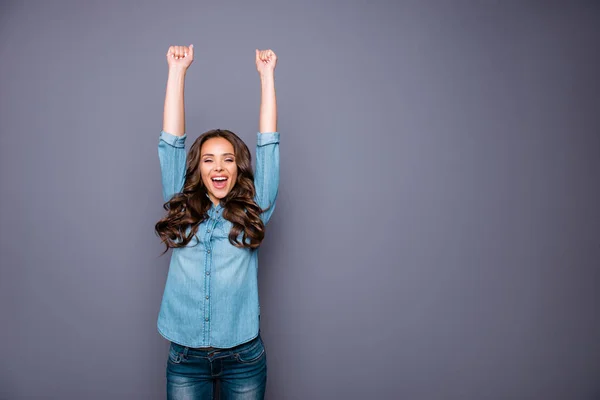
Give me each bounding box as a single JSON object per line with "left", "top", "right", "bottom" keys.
{"left": 166, "top": 335, "right": 267, "bottom": 399}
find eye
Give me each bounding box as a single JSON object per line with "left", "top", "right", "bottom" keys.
{"left": 225, "top": 158, "right": 235, "bottom": 163}
{"left": 203, "top": 159, "right": 213, "bottom": 163}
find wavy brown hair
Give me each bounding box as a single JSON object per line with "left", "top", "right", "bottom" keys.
{"left": 155, "top": 129, "right": 265, "bottom": 252}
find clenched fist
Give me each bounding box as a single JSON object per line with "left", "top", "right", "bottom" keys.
{"left": 255, "top": 49, "right": 277, "bottom": 76}
{"left": 166, "top": 45, "right": 194, "bottom": 70}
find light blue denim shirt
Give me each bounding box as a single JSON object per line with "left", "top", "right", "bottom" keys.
{"left": 156, "top": 130, "right": 279, "bottom": 348}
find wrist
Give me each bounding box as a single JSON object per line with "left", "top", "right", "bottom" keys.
{"left": 168, "top": 66, "right": 188, "bottom": 77}
{"left": 259, "top": 72, "right": 274, "bottom": 81}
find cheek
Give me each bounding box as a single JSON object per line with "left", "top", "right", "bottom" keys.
{"left": 199, "top": 165, "right": 211, "bottom": 183}
{"left": 231, "top": 167, "right": 239, "bottom": 183}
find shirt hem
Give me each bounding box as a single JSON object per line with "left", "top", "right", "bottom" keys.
{"left": 157, "top": 324, "right": 259, "bottom": 349}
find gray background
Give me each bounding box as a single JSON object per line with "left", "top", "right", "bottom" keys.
{"left": 1, "top": 0, "right": 599, "bottom": 399}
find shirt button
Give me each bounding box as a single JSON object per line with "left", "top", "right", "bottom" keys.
{"left": 206, "top": 296, "right": 209, "bottom": 300}
{"left": 205, "top": 317, "right": 209, "bottom": 321}
{"left": 207, "top": 229, "right": 211, "bottom": 233}
{"left": 206, "top": 271, "right": 210, "bottom": 276}
{"left": 207, "top": 250, "right": 211, "bottom": 254}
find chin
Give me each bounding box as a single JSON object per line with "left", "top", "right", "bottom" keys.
{"left": 211, "top": 189, "right": 231, "bottom": 201}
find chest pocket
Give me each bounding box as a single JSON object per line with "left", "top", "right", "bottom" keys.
{"left": 215, "top": 219, "right": 234, "bottom": 239}
{"left": 215, "top": 219, "right": 247, "bottom": 246}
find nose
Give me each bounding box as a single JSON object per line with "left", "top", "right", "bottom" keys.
{"left": 214, "top": 161, "right": 224, "bottom": 172}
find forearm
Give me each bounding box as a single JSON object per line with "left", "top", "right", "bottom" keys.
{"left": 259, "top": 73, "right": 277, "bottom": 133}
{"left": 163, "top": 67, "right": 187, "bottom": 136}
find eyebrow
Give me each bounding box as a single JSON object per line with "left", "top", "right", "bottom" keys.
{"left": 201, "top": 153, "right": 235, "bottom": 157}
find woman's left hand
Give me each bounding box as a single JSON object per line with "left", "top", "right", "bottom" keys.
{"left": 255, "top": 49, "right": 277, "bottom": 76}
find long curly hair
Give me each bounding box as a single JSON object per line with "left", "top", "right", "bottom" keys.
{"left": 155, "top": 129, "right": 265, "bottom": 252}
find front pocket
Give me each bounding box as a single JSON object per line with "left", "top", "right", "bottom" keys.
{"left": 168, "top": 343, "right": 183, "bottom": 364}
{"left": 235, "top": 340, "right": 265, "bottom": 364}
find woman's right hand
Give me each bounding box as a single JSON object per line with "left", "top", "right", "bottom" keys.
{"left": 166, "top": 45, "right": 194, "bottom": 70}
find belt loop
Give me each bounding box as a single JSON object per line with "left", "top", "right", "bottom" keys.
{"left": 182, "top": 346, "right": 189, "bottom": 360}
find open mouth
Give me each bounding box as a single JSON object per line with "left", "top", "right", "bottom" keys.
{"left": 211, "top": 176, "right": 228, "bottom": 190}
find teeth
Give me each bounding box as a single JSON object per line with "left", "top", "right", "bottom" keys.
{"left": 212, "top": 177, "right": 227, "bottom": 181}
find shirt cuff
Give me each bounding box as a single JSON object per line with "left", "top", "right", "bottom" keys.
{"left": 257, "top": 132, "right": 280, "bottom": 146}
{"left": 160, "top": 130, "right": 187, "bottom": 148}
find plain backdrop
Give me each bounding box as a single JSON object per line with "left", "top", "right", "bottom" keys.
{"left": 1, "top": 1, "right": 599, "bottom": 399}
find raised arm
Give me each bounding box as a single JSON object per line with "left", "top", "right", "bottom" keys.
{"left": 256, "top": 49, "right": 277, "bottom": 133}
{"left": 163, "top": 45, "right": 194, "bottom": 136}
{"left": 159, "top": 45, "right": 194, "bottom": 202}
{"left": 254, "top": 49, "right": 279, "bottom": 223}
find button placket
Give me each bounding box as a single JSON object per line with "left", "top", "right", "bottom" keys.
{"left": 203, "top": 217, "right": 217, "bottom": 343}
{"left": 203, "top": 208, "right": 220, "bottom": 344}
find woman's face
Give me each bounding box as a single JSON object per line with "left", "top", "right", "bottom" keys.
{"left": 200, "top": 137, "right": 238, "bottom": 205}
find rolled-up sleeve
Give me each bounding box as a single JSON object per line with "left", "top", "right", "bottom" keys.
{"left": 158, "top": 131, "right": 187, "bottom": 202}
{"left": 254, "top": 132, "right": 280, "bottom": 224}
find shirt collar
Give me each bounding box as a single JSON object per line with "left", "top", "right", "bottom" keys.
{"left": 206, "top": 194, "right": 224, "bottom": 217}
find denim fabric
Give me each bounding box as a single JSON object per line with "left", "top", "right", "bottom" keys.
{"left": 166, "top": 335, "right": 267, "bottom": 400}
{"left": 157, "top": 131, "right": 280, "bottom": 348}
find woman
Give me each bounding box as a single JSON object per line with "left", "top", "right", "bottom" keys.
{"left": 154, "top": 44, "right": 279, "bottom": 399}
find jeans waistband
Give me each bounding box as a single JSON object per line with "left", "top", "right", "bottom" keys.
{"left": 173, "top": 334, "right": 260, "bottom": 354}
